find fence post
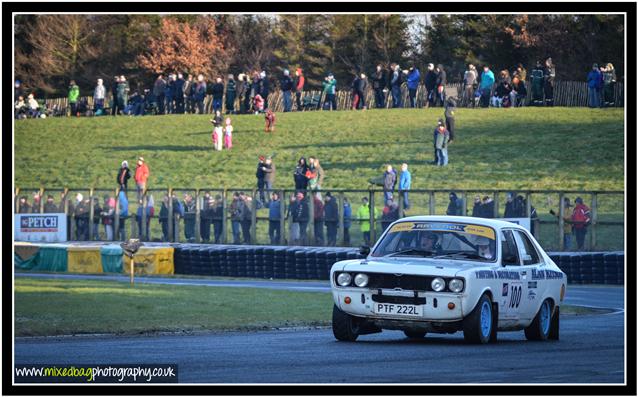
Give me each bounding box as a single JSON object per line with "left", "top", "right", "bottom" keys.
{"left": 525, "top": 192, "right": 534, "bottom": 238}
{"left": 221, "top": 189, "right": 228, "bottom": 244}
{"left": 251, "top": 189, "right": 257, "bottom": 244}
{"left": 195, "top": 189, "right": 201, "bottom": 243}
{"left": 309, "top": 193, "right": 315, "bottom": 245}
{"left": 14, "top": 187, "right": 20, "bottom": 212}
{"left": 338, "top": 192, "right": 344, "bottom": 246}
{"left": 429, "top": 191, "right": 435, "bottom": 215}
{"left": 369, "top": 190, "right": 376, "bottom": 245}
{"left": 89, "top": 188, "right": 95, "bottom": 241}
{"left": 591, "top": 192, "right": 598, "bottom": 251}
{"left": 461, "top": 191, "right": 467, "bottom": 216}
{"left": 558, "top": 192, "right": 565, "bottom": 251}
{"left": 141, "top": 192, "right": 147, "bottom": 241}
{"left": 69, "top": 190, "right": 76, "bottom": 241}
{"left": 279, "top": 189, "right": 285, "bottom": 245}
{"left": 168, "top": 187, "right": 174, "bottom": 242}
{"left": 493, "top": 191, "right": 500, "bottom": 218}
{"left": 39, "top": 187, "right": 45, "bottom": 213}
{"left": 398, "top": 190, "right": 404, "bottom": 218}
{"left": 113, "top": 188, "right": 120, "bottom": 241}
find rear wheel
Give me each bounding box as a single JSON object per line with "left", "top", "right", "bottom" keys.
{"left": 525, "top": 299, "right": 552, "bottom": 341}
{"left": 463, "top": 293, "right": 495, "bottom": 344}
{"left": 332, "top": 305, "right": 359, "bottom": 342}
{"left": 404, "top": 330, "right": 427, "bottom": 339}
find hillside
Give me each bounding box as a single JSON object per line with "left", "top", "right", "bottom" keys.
{"left": 14, "top": 107, "right": 624, "bottom": 191}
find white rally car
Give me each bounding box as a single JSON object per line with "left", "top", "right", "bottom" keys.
{"left": 330, "top": 216, "right": 567, "bottom": 344}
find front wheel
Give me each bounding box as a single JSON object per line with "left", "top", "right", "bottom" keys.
{"left": 332, "top": 305, "right": 359, "bottom": 342}
{"left": 525, "top": 299, "right": 552, "bottom": 341}
{"left": 463, "top": 293, "right": 496, "bottom": 344}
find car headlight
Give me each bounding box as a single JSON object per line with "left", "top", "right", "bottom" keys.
{"left": 448, "top": 278, "right": 464, "bottom": 293}
{"left": 431, "top": 277, "right": 445, "bottom": 292}
{"left": 337, "top": 272, "right": 352, "bottom": 287}
{"left": 354, "top": 273, "right": 369, "bottom": 288}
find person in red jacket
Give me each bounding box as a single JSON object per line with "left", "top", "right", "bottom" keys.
{"left": 571, "top": 197, "right": 591, "bottom": 250}
{"left": 294, "top": 68, "right": 305, "bottom": 111}
{"left": 134, "top": 156, "right": 150, "bottom": 202}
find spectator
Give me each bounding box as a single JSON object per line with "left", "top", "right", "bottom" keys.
{"left": 479, "top": 66, "right": 495, "bottom": 108}
{"left": 294, "top": 68, "right": 305, "bottom": 111}
{"left": 481, "top": 195, "right": 495, "bottom": 218}
{"left": 601, "top": 63, "right": 617, "bottom": 107}
{"left": 492, "top": 80, "right": 512, "bottom": 108}
{"left": 595, "top": 65, "right": 605, "bottom": 108}
{"left": 211, "top": 110, "right": 224, "bottom": 151}
{"left": 224, "top": 117, "right": 233, "bottom": 150}
{"left": 287, "top": 193, "right": 299, "bottom": 244}
{"left": 94, "top": 79, "right": 106, "bottom": 114}
{"left": 212, "top": 194, "right": 224, "bottom": 244}
{"left": 211, "top": 77, "right": 224, "bottom": 113}
{"left": 153, "top": 74, "right": 167, "bottom": 114}
{"left": 263, "top": 156, "right": 276, "bottom": 200}
{"left": 446, "top": 192, "right": 463, "bottom": 216}
{"left": 510, "top": 77, "right": 527, "bottom": 107}
{"left": 357, "top": 197, "right": 378, "bottom": 246}
{"left": 253, "top": 93, "right": 265, "bottom": 114}
{"left": 31, "top": 192, "right": 42, "bottom": 213}
{"left": 250, "top": 71, "right": 261, "bottom": 112}
{"left": 371, "top": 64, "right": 386, "bottom": 108}
{"left": 222, "top": 74, "right": 235, "bottom": 114}
{"left": 239, "top": 192, "right": 253, "bottom": 244}
{"left": 43, "top": 195, "right": 57, "bottom": 213}
{"left": 165, "top": 74, "right": 175, "bottom": 114}
{"left": 434, "top": 64, "right": 447, "bottom": 107}
{"left": 381, "top": 199, "right": 400, "bottom": 232}
{"left": 15, "top": 95, "right": 27, "bottom": 119}
{"left": 587, "top": 64, "right": 602, "bottom": 108}
{"left": 571, "top": 197, "right": 591, "bottom": 250}
{"left": 26, "top": 94, "right": 40, "bottom": 118}
{"left": 101, "top": 195, "right": 115, "bottom": 240}
{"left": 543, "top": 57, "right": 556, "bottom": 107}
{"left": 406, "top": 64, "right": 421, "bottom": 108}
{"left": 68, "top": 80, "right": 80, "bottom": 117}
{"left": 280, "top": 69, "right": 294, "bottom": 112}
{"left": 322, "top": 73, "right": 337, "bottom": 110}
{"left": 343, "top": 197, "right": 352, "bottom": 245}
{"left": 355, "top": 73, "right": 368, "bottom": 110}
{"left": 256, "top": 155, "right": 267, "bottom": 205}
{"left": 324, "top": 192, "right": 339, "bottom": 246}
{"left": 390, "top": 63, "right": 403, "bottom": 108}
{"left": 497, "top": 69, "right": 512, "bottom": 85}
{"left": 503, "top": 192, "right": 521, "bottom": 218}
{"left": 183, "top": 193, "right": 196, "bottom": 242}
{"left": 200, "top": 191, "right": 213, "bottom": 243}
{"left": 118, "top": 189, "right": 128, "bottom": 240}
{"left": 264, "top": 108, "right": 276, "bottom": 132}
{"left": 16, "top": 196, "right": 31, "bottom": 213}
{"left": 444, "top": 97, "right": 457, "bottom": 142}
{"left": 471, "top": 195, "right": 482, "bottom": 217}
{"left": 134, "top": 157, "right": 149, "bottom": 202}
{"left": 550, "top": 197, "right": 573, "bottom": 251}
{"left": 293, "top": 191, "right": 310, "bottom": 245}
{"left": 434, "top": 118, "right": 450, "bottom": 166}
{"left": 462, "top": 64, "right": 478, "bottom": 108}
{"left": 117, "top": 76, "right": 130, "bottom": 114}
{"left": 259, "top": 70, "right": 270, "bottom": 109}
{"left": 313, "top": 194, "right": 325, "bottom": 245}
{"left": 136, "top": 194, "right": 154, "bottom": 240}
{"left": 116, "top": 160, "right": 131, "bottom": 192}
{"left": 424, "top": 63, "right": 437, "bottom": 107}
{"left": 74, "top": 193, "right": 89, "bottom": 240}
{"left": 294, "top": 157, "right": 309, "bottom": 192}
{"left": 383, "top": 165, "right": 396, "bottom": 201}
{"left": 513, "top": 63, "right": 527, "bottom": 82}
{"left": 307, "top": 157, "right": 325, "bottom": 198}
{"left": 91, "top": 197, "right": 102, "bottom": 240}
{"left": 175, "top": 73, "right": 186, "bottom": 114}
{"left": 237, "top": 73, "right": 247, "bottom": 114}
{"left": 268, "top": 192, "right": 282, "bottom": 245}
{"left": 530, "top": 61, "right": 545, "bottom": 106}
{"left": 111, "top": 76, "right": 120, "bottom": 115}
{"left": 15, "top": 79, "right": 24, "bottom": 100}
{"left": 399, "top": 163, "right": 411, "bottom": 209}
{"left": 159, "top": 194, "right": 175, "bottom": 242}
{"left": 195, "top": 74, "right": 207, "bottom": 114}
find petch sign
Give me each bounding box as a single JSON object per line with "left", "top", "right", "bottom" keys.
{"left": 15, "top": 213, "right": 67, "bottom": 242}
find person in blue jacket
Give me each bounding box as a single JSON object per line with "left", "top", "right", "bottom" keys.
{"left": 587, "top": 64, "right": 602, "bottom": 108}
{"left": 268, "top": 192, "right": 281, "bottom": 244}
{"left": 479, "top": 65, "right": 495, "bottom": 108}
{"left": 399, "top": 163, "right": 412, "bottom": 209}
{"left": 343, "top": 197, "right": 352, "bottom": 246}
{"left": 406, "top": 65, "right": 421, "bottom": 108}
{"left": 118, "top": 190, "right": 128, "bottom": 240}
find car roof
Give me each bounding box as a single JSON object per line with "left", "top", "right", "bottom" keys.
{"left": 394, "top": 215, "right": 527, "bottom": 231}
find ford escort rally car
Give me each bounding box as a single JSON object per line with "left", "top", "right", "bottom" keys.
{"left": 330, "top": 216, "right": 566, "bottom": 343}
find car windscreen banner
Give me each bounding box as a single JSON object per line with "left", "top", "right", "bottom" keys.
{"left": 388, "top": 222, "right": 495, "bottom": 240}
{"left": 15, "top": 213, "right": 68, "bottom": 242}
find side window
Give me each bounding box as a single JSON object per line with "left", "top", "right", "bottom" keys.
{"left": 501, "top": 230, "right": 520, "bottom": 266}
{"left": 515, "top": 231, "right": 541, "bottom": 266}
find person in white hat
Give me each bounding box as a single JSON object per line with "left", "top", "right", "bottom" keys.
{"left": 94, "top": 78, "right": 105, "bottom": 114}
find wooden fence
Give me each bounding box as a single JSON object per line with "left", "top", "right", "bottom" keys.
{"left": 41, "top": 80, "right": 624, "bottom": 115}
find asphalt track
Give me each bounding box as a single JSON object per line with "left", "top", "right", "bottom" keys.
{"left": 14, "top": 273, "right": 625, "bottom": 384}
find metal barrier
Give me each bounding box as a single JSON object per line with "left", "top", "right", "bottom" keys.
{"left": 14, "top": 187, "right": 624, "bottom": 251}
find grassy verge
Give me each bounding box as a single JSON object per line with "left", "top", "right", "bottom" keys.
{"left": 14, "top": 277, "right": 606, "bottom": 337}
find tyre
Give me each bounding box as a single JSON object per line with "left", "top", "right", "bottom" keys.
{"left": 525, "top": 299, "right": 552, "bottom": 341}
{"left": 463, "top": 293, "right": 495, "bottom": 344}
{"left": 404, "top": 330, "right": 427, "bottom": 339}
{"left": 549, "top": 306, "right": 560, "bottom": 340}
{"left": 332, "top": 304, "right": 360, "bottom": 342}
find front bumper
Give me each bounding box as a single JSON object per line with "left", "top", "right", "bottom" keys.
{"left": 333, "top": 288, "right": 465, "bottom": 322}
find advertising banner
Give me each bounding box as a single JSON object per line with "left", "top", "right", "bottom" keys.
{"left": 15, "top": 213, "right": 67, "bottom": 242}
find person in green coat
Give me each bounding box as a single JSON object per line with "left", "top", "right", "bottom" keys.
{"left": 356, "top": 197, "right": 379, "bottom": 246}
{"left": 68, "top": 80, "right": 80, "bottom": 116}
{"left": 320, "top": 73, "right": 337, "bottom": 110}
{"left": 116, "top": 75, "right": 130, "bottom": 113}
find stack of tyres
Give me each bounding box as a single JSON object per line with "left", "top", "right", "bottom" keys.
{"left": 294, "top": 249, "right": 308, "bottom": 279}
{"left": 172, "top": 244, "right": 188, "bottom": 274}
{"left": 243, "top": 246, "right": 255, "bottom": 278}
{"left": 219, "top": 247, "right": 229, "bottom": 277}
{"left": 564, "top": 254, "right": 578, "bottom": 284}
{"left": 199, "top": 247, "right": 214, "bottom": 276}
{"left": 253, "top": 247, "right": 264, "bottom": 278}
{"left": 226, "top": 248, "right": 239, "bottom": 277}
{"left": 206, "top": 246, "right": 223, "bottom": 276}
{"left": 603, "top": 252, "right": 619, "bottom": 285}
{"left": 549, "top": 253, "right": 568, "bottom": 278}
{"left": 189, "top": 246, "right": 204, "bottom": 275}
{"left": 591, "top": 253, "right": 605, "bottom": 284}
{"left": 285, "top": 248, "right": 299, "bottom": 279}
{"left": 262, "top": 247, "right": 275, "bottom": 279}
{"left": 323, "top": 251, "right": 338, "bottom": 280}
{"left": 616, "top": 252, "right": 624, "bottom": 285}
{"left": 306, "top": 249, "right": 320, "bottom": 280}
{"left": 273, "top": 247, "right": 287, "bottom": 279}
{"left": 236, "top": 247, "right": 249, "bottom": 277}
{"left": 579, "top": 253, "right": 594, "bottom": 284}
{"left": 313, "top": 249, "right": 329, "bottom": 280}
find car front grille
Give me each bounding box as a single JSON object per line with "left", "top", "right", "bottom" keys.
{"left": 366, "top": 273, "right": 431, "bottom": 291}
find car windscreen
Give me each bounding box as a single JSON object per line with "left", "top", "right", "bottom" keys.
{"left": 370, "top": 221, "right": 497, "bottom": 262}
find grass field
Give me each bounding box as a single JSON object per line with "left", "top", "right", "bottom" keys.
{"left": 14, "top": 277, "right": 599, "bottom": 337}
{"left": 14, "top": 107, "right": 624, "bottom": 190}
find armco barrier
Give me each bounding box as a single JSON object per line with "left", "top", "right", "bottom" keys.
{"left": 67, "top": 246, "right": 103, "bottom": 274}
{"left": 123, "top": 246, "right": 174, "bottom": 275}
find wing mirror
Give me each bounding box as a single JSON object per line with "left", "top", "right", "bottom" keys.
{"left": 359, "top": 245, "right": 370, "bottom": 256}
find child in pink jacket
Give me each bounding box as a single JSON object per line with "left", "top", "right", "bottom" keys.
{"left": 224, "top": 117, "right": 233, "bottom": 149}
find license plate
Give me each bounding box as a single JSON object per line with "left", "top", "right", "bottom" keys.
{"left": 373, "top": 303, "right": 423, "bottom": 317}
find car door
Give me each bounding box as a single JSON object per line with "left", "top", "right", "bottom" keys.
{"left": 498, "top": 229, "right": 524, "bottom": 322}
{"left": 512, "top": 229, "right": 545, "bottom": 321}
